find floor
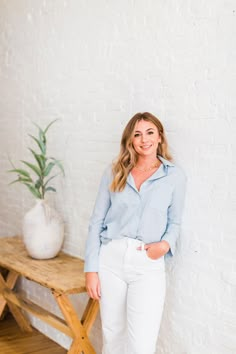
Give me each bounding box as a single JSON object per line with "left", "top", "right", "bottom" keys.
{"left": 0, "top": 314, "right": 67, "bottom": 354}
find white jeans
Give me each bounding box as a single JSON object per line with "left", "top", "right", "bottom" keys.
{"left": 98, "top": 237, "right": 166, "bottom": 354}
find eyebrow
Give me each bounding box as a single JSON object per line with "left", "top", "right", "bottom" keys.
{"left": 134, "top": 128, "right": 155, "bottom": 133}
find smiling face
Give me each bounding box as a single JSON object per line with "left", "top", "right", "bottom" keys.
{"left": 132, "top": 119, "right": 162, "bottom": 159}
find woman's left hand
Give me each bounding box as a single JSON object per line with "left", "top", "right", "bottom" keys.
{"left": 137, "top": 241, "right": 170, "bottom": 260}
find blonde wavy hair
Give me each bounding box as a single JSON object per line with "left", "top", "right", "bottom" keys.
{"left": 110, "top": 112, "right": 172, "bottom": 192}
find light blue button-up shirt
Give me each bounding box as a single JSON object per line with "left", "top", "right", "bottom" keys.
{"left": 84, "top": 155, "right": 187, "bottom": 272}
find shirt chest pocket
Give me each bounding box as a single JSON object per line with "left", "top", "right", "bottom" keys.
{"left": 148, "top": 183, "right": 173, "bottom": 213}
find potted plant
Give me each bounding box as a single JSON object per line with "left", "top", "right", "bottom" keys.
{"left": 8, "top": 119, "right": 65, "bottom": 259}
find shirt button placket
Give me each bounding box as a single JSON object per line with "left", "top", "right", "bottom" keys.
{"left": 136, "top": 192, "right": 143, "bottom": 240}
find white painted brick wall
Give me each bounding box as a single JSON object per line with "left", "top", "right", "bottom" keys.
{"left": 0, "top": 1, "right": 236, "bottom": 353}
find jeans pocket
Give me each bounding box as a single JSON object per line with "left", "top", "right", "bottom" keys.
{"left": 144, "top": 250, "right": 159, "bottom": 262}
{"left": 143, "top": 251, "right": 165, "bottom": 268}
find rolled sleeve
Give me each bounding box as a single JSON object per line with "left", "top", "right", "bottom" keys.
{"left": 84, "top": 166, "right": 111, "bottom": 272}
{"left": 161, "top": 169, "right": 187, "bottom": 257}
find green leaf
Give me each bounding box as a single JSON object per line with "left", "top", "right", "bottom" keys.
{"left": 7, "top": 168, "right": 31, "bottom": 178}
{"left": 9, "top": 177, "right": 33, "bottom": 185}
{"left": 23, "top": 183, "right": 42, "bottom": 198}
{"left": 28, "top": 148, "right": 45, "bottom": 171}
{"left": 32, "top": 119, "right": 59, "bottom": 151}
{"left": 44, "top": 162, "right": 56, "bottom": 177}
{"left": 32, "top": 122, "right": 46, "bottom": 145}
{"left": 8, "top": 120, "right": 63, "bottom": 199}
{"left": 8, "top": 178, "right": 22, "bottom": 185}
{"left": 49, "top": 158, "right": 65, "bottom": 176}
{"left": 38, "top": 128, "right": 46, "bottom": 146}
{"left": 41, "top": 132, "right": 46, "bottom": 146}
{"left": 44, "top": 119, "right": 59, "bottom": 135}
{"left": 43, "top": 174, "right": 59, "bottom": 188}
{"left": 45, "top": 186, "right": 56, "bottom": 193}
{"left": 19, "top": 177, "right": 33, "bottom": 183}
{"left": 20, "top": 160, "right": 41, "bottom": 177}
{"left": 28, "top": 134, "right": 46, "bottom": 155}
{"left": 35, "top": 178, "right": 42, "bottom": 189}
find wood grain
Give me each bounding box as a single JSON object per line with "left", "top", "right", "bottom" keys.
{"left": 54, "top": 292, "right": 96, "bottom": 354}
{"left": 0, "top": 236, "right": 86, "bottom": 294}
{"left": 0, "top": 314, "right": 67, "bottom": 354}
{"left": 0, "top": 236, "right": 99, "bottom": 354}
{"left": 3, "top": 288, "right": 72, "bottom": 337}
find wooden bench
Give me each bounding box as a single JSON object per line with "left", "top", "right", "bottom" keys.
{"left": 0, "top": 236, "right": 99, "bottom": 354}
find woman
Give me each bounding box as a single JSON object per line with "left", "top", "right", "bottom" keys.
{"left": 84, "top": 112, "right": 187, "bottom": 354}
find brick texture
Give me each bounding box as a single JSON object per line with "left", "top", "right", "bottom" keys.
{"left": 0, "top": 1, "right": 235, "bottom": 353}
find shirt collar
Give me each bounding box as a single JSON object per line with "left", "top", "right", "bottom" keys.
{"left": 127, "top": 155, "right": 174, "bottom": 189}
{"left": 139, "top": 155, "right": 174, "bottom": 182}
{"left": 157, "top": 155, "right": 175, "bottom": 167}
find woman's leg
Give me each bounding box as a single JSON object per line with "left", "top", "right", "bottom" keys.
{"left": 99, "top": 238, "right": 166, "bottom": 354}
{"left": 125, "top": 239, "right": 166, "bottom": 354}
{"left": 126, "top": 269, "right": 166, "bottom": 354}
{"left": 99, "top": 240, "right": 128, "bottom": 354}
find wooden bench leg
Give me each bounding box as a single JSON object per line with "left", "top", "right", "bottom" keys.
{"left": 81, "top": 298, "right": 99, "bottom": 334}
{"left": 0, "top": 271, "right": 18, "bottom": 316}
{"left": 53, "top": 291, "right": 97, "bottom": 354}
{"left": 0, "top": 271, "right": 32, "bottom": 332}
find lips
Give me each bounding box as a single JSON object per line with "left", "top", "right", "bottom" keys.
{"left": 141, "top": 145, "right": 152, "bottom": 149}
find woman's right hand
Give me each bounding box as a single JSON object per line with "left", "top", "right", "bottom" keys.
{"left": 85, "top": 272, "right": 101, "bottom": 300}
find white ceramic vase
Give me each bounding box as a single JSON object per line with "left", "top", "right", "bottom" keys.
{"left": 23, "top": 199, "right": 64, "bottom": 259}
